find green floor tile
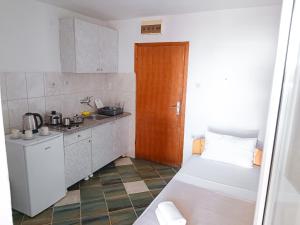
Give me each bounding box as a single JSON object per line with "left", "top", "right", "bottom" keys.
{"left": 163, "top": 176, "right": 173, "bottom": 183}
{"left": 117, "top": 165, "right": 136, "bottom": 174}
{"left": 96, "top": 167, "right": 118, "bottom": 177}
{"left": 100, "top": 173, "right": 122, "bottom": 185}
{"left": 135, "top": 207, "right": 147, "bottom": 217}
{"left": 151, "top": 163, "right": 172, "bottom": 170}
{"left": 157, "top": 168, "right": 176, "bottom": 177}
{"left": 80, "top": 177, "right": 102, "bottom": 189}
{"left": 144, "top": 178, "right": 166, "bottom": 190}
{"left": 129, "top": 192, "right": 153, "bottom": 209}
{"left": 53, "top": 203, "right": 80, "bottom": 223}
{"left": 81, "top": 215, "right": 110, "bottom": 225}
{"left": 80, "top": 186, "right": 104, "bottom": 203}
{"left": 81, "top": 199, "right": 108, "bottom": 218}
{"left": 173, "top": 166, "right": 181, "bottom": 172}
{"left": 106, "top": 195, "right": 132, "bottom": 212}
{"left": 137, "top": 168, "right": 160, "bottom": 179}
{"left": 131, "top": 159, "right": 153, "bottom": 170}
{"left": 53, "top": 218, "right": 80, "bottom": 225}
{"left": 67, "top": 182, "right": 80, "bottom": 191}
{"left": 12, "top": 210, "right": 24, "bottom": 225}
{"left": 22, "top": 208, "right": 52, "bottom": 225}
{"left": 103, "top": 183, "right": 127, "bottom": 198}
{"left": 150, "top": 188, "right": 163, "bottom": 198}
{"left": 118, "top": 166, "right": 142, "bottom": 183}
{"left": 109, "top": 208, "right": 137, "bottom": 225}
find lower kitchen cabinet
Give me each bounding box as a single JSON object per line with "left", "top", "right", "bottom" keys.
{"left": 64, "top": 116, "right": 131, "bottom": 187}
{"left": 65, "top": 138, "right": 92, "bottom": 187}
{"left": 92, "top": 122, "right": 114, "bottom": 172}
{"left": 114, "top": 116, "right": 130, "bottom": 157}
{"left": 91, "top": 117, "right": 131, "bottom": 172}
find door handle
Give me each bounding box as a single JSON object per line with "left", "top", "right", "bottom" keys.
{"left": 170, "top": 101, "right": 181, "bottom": 115}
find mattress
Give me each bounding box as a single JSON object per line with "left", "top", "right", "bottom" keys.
{"left": 133, "top": 156, "right": 260, "bottom": 225}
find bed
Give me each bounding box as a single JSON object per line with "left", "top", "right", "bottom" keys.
{"left": 134, "top": 156, "right": 260, "bottom": 225}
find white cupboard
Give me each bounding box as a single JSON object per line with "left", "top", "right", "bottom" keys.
{"left": 60, "top": 17, "right": 118, "bottom": 73}
{"left": 113, "top": 117, "right": 130, "bottom": 157}
{"left": 64, "top": 137, "right": 92, "bottom": 188}
{"left": 91, "top": 117, "right": 131, "bottom": 173}
{"left": 91, "top": 122, "right": 114, "bottom": 172}
{"left": 64, "top": 116, "right": 131, "bottom": 188}
{"left": 99, "top": 26, "right": 118, "bottom": 73}
{"left": 75, "top": 19, "right": 99, "bottom": 73}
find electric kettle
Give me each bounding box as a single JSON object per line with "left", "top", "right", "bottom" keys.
{"left": 22, "top": 112, "right": 43, "bottom": 133}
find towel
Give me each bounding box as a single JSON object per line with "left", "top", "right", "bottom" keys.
{"left": 155, "top": 208, "right": 168, "bottom": 225}
{"left": 94, "top": 98, "right": 104, "bottom": 109}
{"left": 156, "top": 201, "right": 187, "bottom": 225}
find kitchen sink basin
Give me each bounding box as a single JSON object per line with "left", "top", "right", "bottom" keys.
{"left": 86, "top": 114, "right": 110, "bottom": 120}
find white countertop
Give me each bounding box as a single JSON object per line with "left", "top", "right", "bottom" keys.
{"left": 5, "top": 131, "right": 63, "bottom": 146}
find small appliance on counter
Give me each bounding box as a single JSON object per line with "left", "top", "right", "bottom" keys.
{"left": 48, "top": 112, "right": 85, "bottom": 132}
{"left": 46, "top": 111, "right": 62, "bottom": 125}
{"left": 97, "top": 106, "right": 123, "bottom": 116}
{"left": 23, "top": 112, "right": 43, "bottom": 134}
{"left": 71, "top": 114, "right": 84, "bottom": 124}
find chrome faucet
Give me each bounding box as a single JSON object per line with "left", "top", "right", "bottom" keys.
{"left": 80, "top": 96, "right": 93, "bottom": 108}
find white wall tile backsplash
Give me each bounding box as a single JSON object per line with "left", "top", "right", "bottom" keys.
{"left": 44, "top": 73, "right": 63, "bottom": 96}
{"left": 6, "top": 73, "right": 27, "bottom": 100}
{"left": 26, "top": 73, "right": 45, "bottom": 98}
{"left": 0, "top": 72, "right": 136, "bottom": 135}
{"left": 7, "top": 99, "right": 29, "bottom": 130}
{"left": 28, "top": 97, "right": 46, "bottom": 116}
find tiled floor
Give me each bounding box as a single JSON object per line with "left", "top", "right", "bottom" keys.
{"left": 13, "top": 157, "right": 179, "bottom": 225}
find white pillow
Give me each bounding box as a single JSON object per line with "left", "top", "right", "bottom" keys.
{"left": 202, "top": 131, "right": 257, "bottom": 168}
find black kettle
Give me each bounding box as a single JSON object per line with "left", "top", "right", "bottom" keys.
{"left": 22, "top": 112, "right": 43, "bottom": 133}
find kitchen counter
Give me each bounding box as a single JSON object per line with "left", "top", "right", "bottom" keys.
{"left": 49, "top": 112, "right": 131, "bottom": 135}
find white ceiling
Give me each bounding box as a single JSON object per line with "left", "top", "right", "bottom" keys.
{"left": 39, "top": 0, "right": 282, "bottom": 20}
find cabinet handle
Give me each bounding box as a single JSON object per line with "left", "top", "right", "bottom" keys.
{"left": 45, "top": 146, "right": 51, "bottom": 150}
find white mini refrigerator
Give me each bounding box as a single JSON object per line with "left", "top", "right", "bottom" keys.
{"left": 5, "top": 132, "right": 66, "bottom": 217}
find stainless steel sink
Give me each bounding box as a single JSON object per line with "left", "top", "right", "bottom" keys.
{"left": 86, "top": 114, "right": 110, "bottom": 120}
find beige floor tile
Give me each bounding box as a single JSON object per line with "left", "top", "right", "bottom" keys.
{"left": 124, "top": 181, "right": 149, "bottom": 194}
{"left": 55, "top": 190, "right": 80, "bottom": 207}
{"left": 114, "top": 157, "right": 133, "bottom": 166}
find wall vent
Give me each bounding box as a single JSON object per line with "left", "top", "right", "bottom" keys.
{"left": 141, "top": 20, "right": 162, "bottom": 34}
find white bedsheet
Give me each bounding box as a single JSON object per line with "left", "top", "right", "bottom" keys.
{"left": 133, "top": 156, "right": 260, "bottom": 225}
{"left": 177, "top": 156, "right": 260, "bottom": 202}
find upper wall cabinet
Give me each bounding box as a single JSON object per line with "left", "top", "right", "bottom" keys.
{"left": 60, "top": 18, "right": 118, "bottom": 73}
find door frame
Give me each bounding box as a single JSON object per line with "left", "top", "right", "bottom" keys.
{"left": 134, "top": 42, "right": 189, "bottom": 165}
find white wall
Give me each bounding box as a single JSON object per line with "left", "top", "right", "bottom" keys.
{"left": 0, "top": 0, "right": 106, "bottom": 72}
{"left": 0, "top": 95, "right": 12, "bottom": 225}
{"left": 109, "top": 5, "right": 281, "bottom": 161}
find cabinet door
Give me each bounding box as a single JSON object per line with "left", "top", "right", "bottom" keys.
{"left": 114, "top": 118, "right": 130, "bottom": 158}
{"left": 99, "top": 26, "right": 118, "bottom": 73}
{"left": 65, "top": 138, "right": 92, "bottom": 188}
{"left": 92, "top": 122, "right": 114, "bottom": 172}
{"left": 75, "top": 19, "right": 100, "bottom": 73}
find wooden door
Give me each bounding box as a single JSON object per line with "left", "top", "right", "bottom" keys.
{"left": 135, "top": 42, "right": 189, "bottom": 166}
